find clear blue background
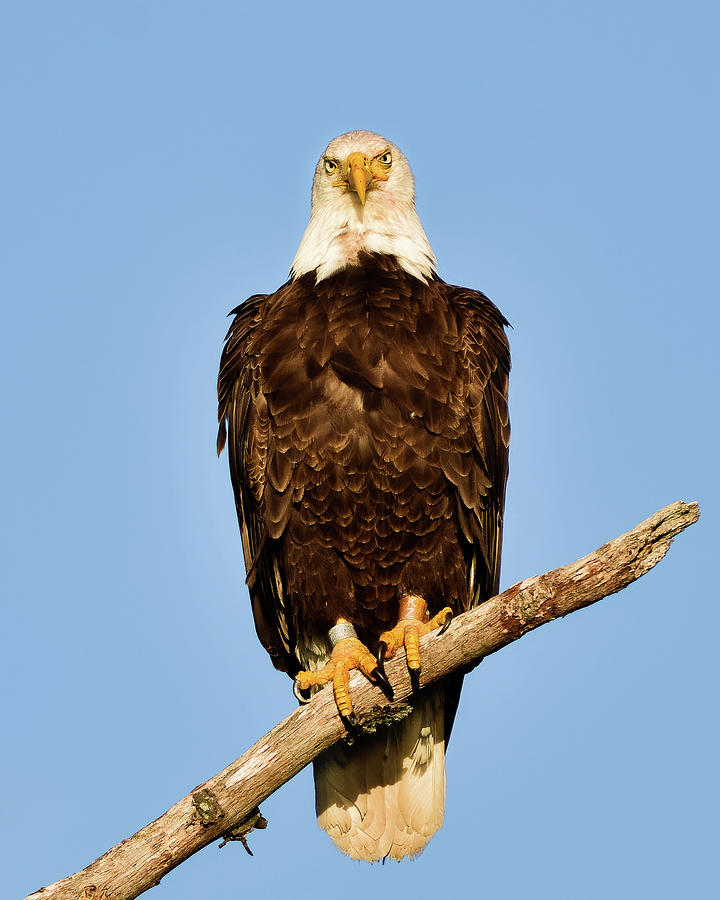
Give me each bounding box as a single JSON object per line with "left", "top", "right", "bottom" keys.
{"left": 3, "top": 2, "right": 717, "bottom": 897}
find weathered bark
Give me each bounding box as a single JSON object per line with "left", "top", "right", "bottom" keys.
{"left": 26, "top": 500, "right": 699, "bottom": 900}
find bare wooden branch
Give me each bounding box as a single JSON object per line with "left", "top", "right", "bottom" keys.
{"left": 26, "top": 500, "right": 699, "bottom": 900}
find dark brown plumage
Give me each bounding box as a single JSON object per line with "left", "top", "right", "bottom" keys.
{"left": 218, "top": 252, "right": 510, "bottom": 687}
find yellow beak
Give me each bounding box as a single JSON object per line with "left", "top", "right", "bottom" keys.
{"left": 346, "top": 151, "right": 373, "bottom": 205}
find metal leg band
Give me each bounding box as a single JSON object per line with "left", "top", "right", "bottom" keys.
{"left": 328, "top": 622, "right": 357, "bottom": 648}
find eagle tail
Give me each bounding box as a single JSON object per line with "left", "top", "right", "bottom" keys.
{"left": 313, "top": 686, "right": 446, "bottom": 861}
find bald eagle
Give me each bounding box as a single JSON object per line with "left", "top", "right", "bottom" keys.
{"left": 218, "top": 131, "right": 510, "bottom": 861}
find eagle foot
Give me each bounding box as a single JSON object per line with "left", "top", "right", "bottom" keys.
{"left": 294, "top": 630, "right": 394, "bottom": 723}
{"left": 378, "top": 595, "right": 453, "bottom": 679}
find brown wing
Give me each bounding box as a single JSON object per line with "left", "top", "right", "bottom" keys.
{"left": 451, "top": 287, "right": 511, "bottom": 611}
{"left": 217, "top": 291, "right": 299, "bottom": 675}
{"left": 428, "top": 285, "right": 509, "bottom": 735}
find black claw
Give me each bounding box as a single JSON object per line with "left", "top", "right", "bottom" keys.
{"left": 344, "top": 711, "right": 360, "bottom": 733}
{"left": 376, "top": 640, "right": 388, "bottom": 669}
{"left": 293, "top": 678, "right": 311, "bottom": 704}
{"left": 410, "top": 667, "right": 421, "bottom": 694}
{"left": 439, "top": 610, "right": 453, "bottom": 635}
{"left": 371, "top": 665, "right": 395, "bottom": 701}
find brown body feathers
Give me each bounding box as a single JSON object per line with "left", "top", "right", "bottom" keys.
{"left": 218, "top": 253, "right": 510, "bottom": 676}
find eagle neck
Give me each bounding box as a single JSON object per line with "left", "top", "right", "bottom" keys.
{"left": 290, "top": 198, "right": 438, "bottom": 286}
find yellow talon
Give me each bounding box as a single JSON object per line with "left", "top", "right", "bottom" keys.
{"left": 295, "top": 633, "right": 387, "bottom": 721}
{"left": 379, "top": 595, "right": 453, "bottom": 676}
{"left": 404, "top": 623, "right": 421, "bottom": 670}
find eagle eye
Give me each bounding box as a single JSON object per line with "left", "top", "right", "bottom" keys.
{"left": 376, "top": 151, "right": 392, "bottom": 166}
{"left": 324, "top": 158, "right": 338, "bottom": 175}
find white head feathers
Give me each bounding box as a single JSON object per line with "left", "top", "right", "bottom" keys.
{"left": 291, "top": 130, "right": 437, "bottom": 284}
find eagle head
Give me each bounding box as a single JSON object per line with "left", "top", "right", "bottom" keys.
{"left": 291, "top": 130, "right": 437, "bottom": 285}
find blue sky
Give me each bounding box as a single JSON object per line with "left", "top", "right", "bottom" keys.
{"left": 2, "top": 2, "right": 717, "bottom": 897}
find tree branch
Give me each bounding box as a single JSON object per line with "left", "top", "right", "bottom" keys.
{"left": 26, "top": 500, "right": 699, "bottom": 900}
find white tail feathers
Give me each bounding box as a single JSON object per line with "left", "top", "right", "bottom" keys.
{"left": 314, "top": 687, "right": 446, "bottom": 861}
